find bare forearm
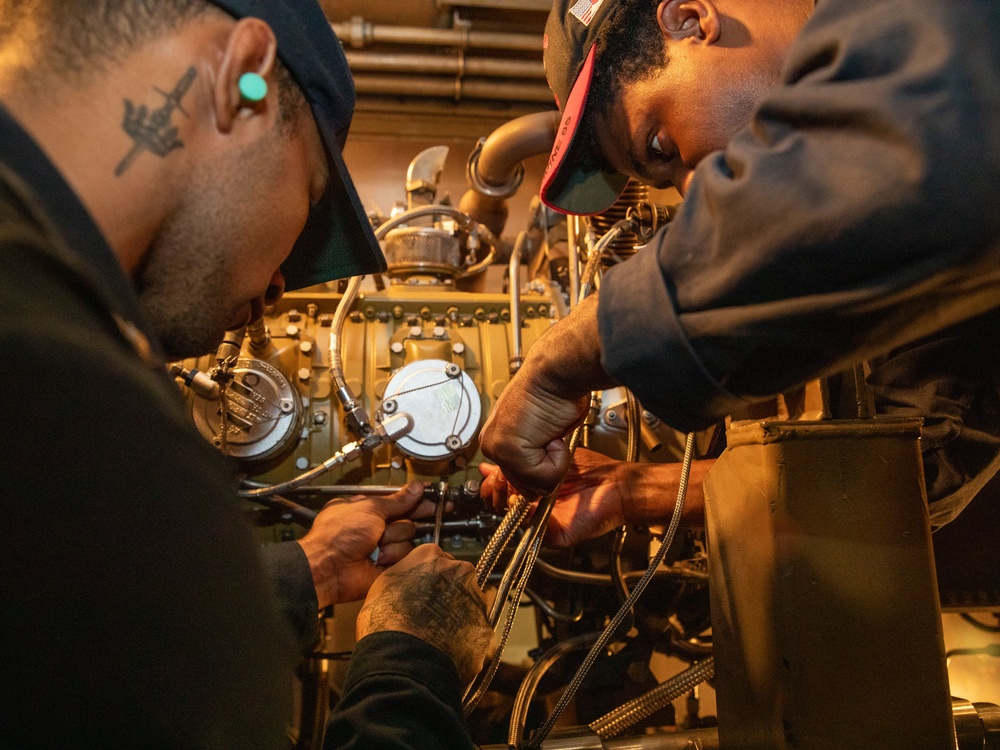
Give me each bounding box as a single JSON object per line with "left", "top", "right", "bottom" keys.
{"left": 619, "top": 459, "right": 714, "bottom": 530}
{"left": 526, "top": 293, "right": 618, "bottom": 400}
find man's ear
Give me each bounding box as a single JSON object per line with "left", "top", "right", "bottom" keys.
{"left": 213, "top": 17, "right": 278, "bottom": 134}
{"left": 656, "top": 0, "right": 721, "bottom": 44}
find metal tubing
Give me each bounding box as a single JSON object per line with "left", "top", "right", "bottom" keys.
{"left": 332, "top": 19, "right": 542, "bottom": 52}
{"left": 351, "top": 73, "right": 553, "bottom": 102}
{"left": 567, "top": 216, "right": 581, "bottom": 310}
{"left": 345, "top": 51, "right": 545, "bottom": 79}
{"left": 474, "top": 111, "right": 561, "bottom": 189}
{"left": 533, "top": 556, "right": 710, "bottom": 585}
{"left": 510, "top": 231, "right": 527, "bottom": 372}
{"left": 482, "top": 728, "right": 720, "bottom": 749}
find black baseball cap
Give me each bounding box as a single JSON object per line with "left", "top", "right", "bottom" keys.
{"left": 207, "top": 0, "right": 386, "bottom": 290}
{"left": 541, "top": 0, "right": 629, "bottom": 216}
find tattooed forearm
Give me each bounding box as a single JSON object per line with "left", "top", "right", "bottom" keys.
{"left": 115, "top": 66, "right": 196, "bottom": 176}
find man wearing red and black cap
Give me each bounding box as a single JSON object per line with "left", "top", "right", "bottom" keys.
{"left": 0, "top": 1, "right": 489, "bottom": 748}
{"left": 481, "top": 0, "right": 1000, "bottom": 521}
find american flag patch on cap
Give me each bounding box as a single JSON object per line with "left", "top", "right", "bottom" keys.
{"left": 568, "top": 0, "right": 605, "bottom": 26}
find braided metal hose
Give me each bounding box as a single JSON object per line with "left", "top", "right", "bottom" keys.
{"left": 463, "top": 526, "right": 548, "bottom": 717}
{"left": 590, "top": 657, "right": 715, "bottom": 739}
{"left": 508, "top": 632, "right": 602, "bottom": 747}
{"left": 464, "top": 423, "right": 586, "bottom": 716}
{"left": 526, "top": 431, "right": 697, "bottom": 749}
{"left": 476, "top": 494, "right": 532, "bottom": 588}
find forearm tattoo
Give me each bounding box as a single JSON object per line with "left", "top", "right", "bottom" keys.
{"left": 115, "top": 66, "right": 196, "bottom": 176}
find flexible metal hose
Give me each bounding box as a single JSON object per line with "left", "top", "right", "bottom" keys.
{"left": 590, "top": 657, "right": 715, "bottom": 739}
{"left": 527, "top": 431, "right": 697, "bottom": 748}
{"left": 237, "top": 443, "right": 358, "bottom": 498}
{"left": 463, "top": 526, "right": 547, "bottom": 716}
{"left": 476, "top": 494, "right": 532, "bottom": 589}
{"left": 578, "top": 219, "right": 634, "bottom": 302}
{"left": 508, "top": 632, "right": 602, "bottom": 747}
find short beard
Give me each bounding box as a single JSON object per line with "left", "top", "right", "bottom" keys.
{"left": 136, "top": 172, "right": 241, "bottom": 360}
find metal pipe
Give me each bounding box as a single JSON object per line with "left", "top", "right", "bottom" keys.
{"left": 567, "top": 216, "right": 581, "bottom": 309}
{"left": 460, "top": 111, "right": 560, "bottom": 238}
{"left": 482, "top": 728, "right": 721, "bottom": 749}
{"left": 473, "top": 111, "right": 561, "bottom": 190}
{"left": 351, "top": 74, "right": 553, "bottom": 103}
{"left": 345, "top": 51, "right": 545, "bottom": 79}
{"left": 509, "top": 231, "right": 527, "bottom": 374}
{"left": 241, "top": 483, "right": 406, "bottom": 496}
{"left": 533, "top": 556, "right": 710, "bottom": 585}
{"left": 332, "top": 18, "right": 543, "bottom": 52}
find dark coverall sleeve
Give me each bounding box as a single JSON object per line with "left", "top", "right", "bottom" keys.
{"left": 259, "top": 541, "right": 321, "bottom": 653}
{"left": 324, "top": 632, "right": 476, "bottom": 750}
{"left": 598, "top": 0, "right": 1000, "bottom": 432}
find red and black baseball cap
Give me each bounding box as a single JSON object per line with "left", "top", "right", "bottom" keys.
{"left": 541, "top": 0, "right": 629, "bottom": 216}
{"left": 208, "top": 0, "right": 387, "bottom": 290}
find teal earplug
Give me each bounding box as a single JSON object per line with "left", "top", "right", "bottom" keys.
{"left": 238, "top": 72, "right": 268, "bottom": 103}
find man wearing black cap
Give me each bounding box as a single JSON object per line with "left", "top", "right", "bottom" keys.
{"left": 0, "top": 1, "right": 489, "bottom": 747}
{"left": 480, "top": 0, "right": 1000, "bottom": 521}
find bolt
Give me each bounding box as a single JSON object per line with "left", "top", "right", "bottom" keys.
{"left": 409, "top": 326, "right": 423, "bottom": 339}
{"left": 349, "top": 311, "right": 363, "bottom": 323}
{"left": 487, "top": 311, "right": 500, "bottom": 324}
{"left": 450, "top": 534, "right": 464, "bottom": 550}
{"left": 280, "top": 399, "right": 293, "bottom": 413}
{"left": 285, "top": 324, "right": 300, "bottom": 338}
{"left": 313, "top": 411, "right": 328, "bottom": 426}
{"left": 295, "top": 456, "right": 310, "bottom": 470}
{"left": 452, "top": 343, "right": 465, "bottom": 355}
{"left": 382, "top": 399, "right": 397, "bottom": 414}
{"left": 445, "top": 363, "right": 461, "bottom": 378}
{"left": 377, "top": 311, "right": 390, "bottom": 323}
{"left": 445, "top": 435, "right": 462, "bottom": 451}
{"left": 434, "top": 314, "right": 446, "bottom": 326}
{"left": 297, "top": 368, "right": 311, "bottom": 383}
{"left": 318, "top": 314, "right": 333, "bottom": 327}
{"left": 299, "top": 341, "right": 313, "bottom": 355}
{"left": 464, "top": 479, "right": 481, "bottom": 498}
{"left": 460, "top": 314, "right": 474, "bottom": 327}
{"left": 390, "top": 341, "right": 404, "bottom": 354}
{"left": 433, "top": 326, "right": 446, "bottom": 338}
{"left": 606, "top": 410, "right": 618, "bottom": 422}
{"left": 390, "top": 458, "right": 404, "bottom": 470}
{"left": 287, "top": 309, "right": 301, "bottom": 322}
